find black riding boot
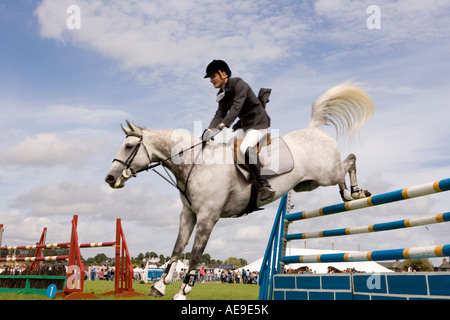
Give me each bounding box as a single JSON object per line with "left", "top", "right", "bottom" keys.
{"left": 245, "top": 148, "right": 275, "bottom": 201}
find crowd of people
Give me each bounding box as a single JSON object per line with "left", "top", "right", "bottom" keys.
{"left": 178, "top": 267, "right": 259, "bottom": 284}
{"left": 218, "top": 269, "right": 259, "bottom": 284}
{"left": 84, "top": 264, "right": 260, "bottom": 285}
{"left": 87, "top": 265, "right": 114, "bottom": 281}
{"left": 152, "top": 267, "right": 259, "bottom": 284}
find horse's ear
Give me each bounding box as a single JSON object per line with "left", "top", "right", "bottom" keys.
{"left": 126, "top": 120, "right": 142, "bottom": 135}
{"left": 121, "top": 123, "right": 131, "bottom": 136}
{"left": 126, "top": 120, "right": 133, "bottom": 130}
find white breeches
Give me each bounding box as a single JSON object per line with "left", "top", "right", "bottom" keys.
{"left": 234, "top": 129, "right": 268, "bottom": 156}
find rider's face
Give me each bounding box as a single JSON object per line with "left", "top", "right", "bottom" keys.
{"left": 209, "top": 72, "right": 227, "bottom": 89}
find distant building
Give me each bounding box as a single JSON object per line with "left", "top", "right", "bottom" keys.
{"left": 438, "top": 258, "right": 450, "bottom": 271}
{"left": 378, "top": 260, "right": 405, "bottom": 272}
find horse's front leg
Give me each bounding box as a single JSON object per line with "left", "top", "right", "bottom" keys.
{"left": 148, "top": 206, "right": 196, "bottom": 297}
{"left": 173, "top": 212, "right": 219, "bottom": 300}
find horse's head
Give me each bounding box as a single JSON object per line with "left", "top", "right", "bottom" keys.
{"left": 105, "top": 121, "right": 152, "bottom": 189}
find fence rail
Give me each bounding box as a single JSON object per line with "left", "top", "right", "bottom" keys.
{"left": 259, "top": 178, "right": 450, "bottom": 300}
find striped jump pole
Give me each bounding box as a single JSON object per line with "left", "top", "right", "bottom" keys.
{"left": 0, "top": 215, "right": 145, "bottom": 300}
{"left": 0, "top": 241, "right": 117, "bottom": 251}
{"left": 259, "top": 178, "right": 450, "bottom": 300}
{"left": 281, "top": 178, "right": 450, "bottom": 264}
{"left": 0, "top": 255, "right": 69, "bottom": 262}
{"left": 285, "top": 178, "right": 450, "bottom": 222}
{"left": 281, "top": 244, "right": 450, "bottom": 264}
{"left": 285, "top": 212, "right": 450, "bottom": 241}
{"left": 30, "top": 227, "right": 47, "bottom": 272}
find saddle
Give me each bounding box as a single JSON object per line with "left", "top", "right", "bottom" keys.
{"left": 233, "top": 135, "right": 294, "bottom": 181}
{"left": 232, "top": 135, "right": 294, "bottom": 217}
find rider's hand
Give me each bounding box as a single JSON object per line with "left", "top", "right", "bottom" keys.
{"left": 202, "top": 128, "right": 221, "bottom": 142}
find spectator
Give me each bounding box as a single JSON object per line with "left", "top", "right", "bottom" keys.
{"left": 90, "top": 265, "right": 96, "bottom": 281}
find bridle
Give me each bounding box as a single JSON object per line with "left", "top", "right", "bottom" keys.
{"left": 111, "top": 131, "right": 215, "bottom": 205}
{"left": 112, "top": 134, "right": 152, "bottom": 182}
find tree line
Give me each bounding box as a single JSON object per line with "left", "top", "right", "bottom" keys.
{"left": 133, "top": 252, "right": 248, "bottom": 268}
{"left": 82, "top": 251, "right": 248, "bottom": 268}
{"left": 1, "top": 247, "right": 248, "bottom": 268}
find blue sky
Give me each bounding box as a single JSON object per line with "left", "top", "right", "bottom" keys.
{"left": 1, "top": 0, "right": 450, "bottom": 267}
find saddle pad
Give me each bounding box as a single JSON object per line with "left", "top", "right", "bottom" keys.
{"left": 234, "top": 136, "right": 294, "bottom": 181}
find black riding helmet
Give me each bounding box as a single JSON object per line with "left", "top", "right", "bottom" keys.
{"left": 204, "top": 60, "right": 232, "bottom": 78}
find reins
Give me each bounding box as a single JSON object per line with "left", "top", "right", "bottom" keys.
{"left": 137, "top": 139, "right": 205, "bottom": 173}
{"left": 115, "top": 129, "right": 220, "bottom": 206}
{"left": 140, "top": 140, "right": 205, "bottom": 206}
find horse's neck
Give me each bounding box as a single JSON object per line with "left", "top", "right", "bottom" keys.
{"left": 142, "top": 129, "right": 174, "bottom": 159}
{"left": 142, "top": 129, "right": 195, "bottom": 180}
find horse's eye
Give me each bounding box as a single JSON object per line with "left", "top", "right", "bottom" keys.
{"left": 125, "top": 143, "right": 133, "bottom": 149}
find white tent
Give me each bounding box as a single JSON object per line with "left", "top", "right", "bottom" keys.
{"left": 161, "top": 259, "right": 188, "bottom": 272}
{"left": 243, "top": 248, "right": 393, "bottom": 274}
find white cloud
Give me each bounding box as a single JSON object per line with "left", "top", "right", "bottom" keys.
{"left": 10, "top": 180, "right": 182, "bottom": 227}
{"left": 37, "top": 105, "right": 132, "bottom": 126}
{"left": 2, "top": 101, "right": 133, "bottom": 128}
{"left": 314, "top": 0, "right": 450, "bottom": 39}
{"left": 1, "top": 133, "right": 106, "bottom": 167}
{"left": 33, "top": 0, "right": 450, "bottom": 98}
{"left": 0, "top": 211, "right": 70, "bottom": 244}
{"left": 311, "top": 0, "right": 450, "bottom": 60}
{"left": 1, "top": 0, "right": 446, "bottom": 264}
{"left": 368, "top": 86, "right": 417, "bottom": 95}
{"left": 35, "top": 0, "right": 308, "bottom": 82}
{"left": 233, "top": 226, "right": 265, "bottom": 241}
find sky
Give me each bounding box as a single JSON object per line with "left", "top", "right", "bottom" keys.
{"left": 1, "top": 0, "right": 449, "bottom": 267}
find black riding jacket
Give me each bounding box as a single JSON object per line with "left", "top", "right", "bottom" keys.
{"left": 208, "top": 77, "right": 271, "bottom": 131}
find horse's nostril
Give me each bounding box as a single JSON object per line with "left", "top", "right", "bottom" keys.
{"left": 105, "top": 175, "right": 115, "bottom": 183}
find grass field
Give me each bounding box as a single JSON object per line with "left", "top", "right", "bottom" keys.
{"left": 0, "top": 280, "right": 260, "bottom": 300}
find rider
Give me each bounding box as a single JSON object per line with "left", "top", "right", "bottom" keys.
{"left": 202, "top": 60, "right": 275, "bottom": 201}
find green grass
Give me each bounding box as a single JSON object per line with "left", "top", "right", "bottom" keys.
{"left": 0, "top": 280, "right": 259, "bottom": 300}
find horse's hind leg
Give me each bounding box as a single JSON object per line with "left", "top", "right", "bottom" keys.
{"left": 339, "top": 154, "right": 371, "bottom": 201}
{"left": 338, "top": 154, "right": 355, "bottom": 201}
{"left": 347, "top": 155, "right": 371, "bottom": 199}
{"left": 149, "top": 206, "right": 196, "bottom": 297}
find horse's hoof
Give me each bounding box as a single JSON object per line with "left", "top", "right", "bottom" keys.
{"left": 351, "top": 189, "right": 371, "bottom": 199}
{"left": 148, "top": 283, "right": 165, "bottom": 297}
{"left": 362, "top": 190, "right": 371, "bottom": 197}
{"left": 148, "top": 287, "right": 164, "bottom": 297}
{"left": 340, "top": 189, "right": 352, "bottom": 202}
{"left": 173, "top": 293, "right": 187, "bottom": 300}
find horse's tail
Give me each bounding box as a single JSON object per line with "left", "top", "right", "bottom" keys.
{"left": 308, "top": 82, "right": 375, "bottom": 138}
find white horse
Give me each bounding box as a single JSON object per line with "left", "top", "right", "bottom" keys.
{"left": 105, "top": 82, "right": 374, "bottom": 300}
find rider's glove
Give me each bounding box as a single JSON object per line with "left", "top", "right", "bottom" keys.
{"left": 202, "top": 128, "right": 221, "bottom": 142}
